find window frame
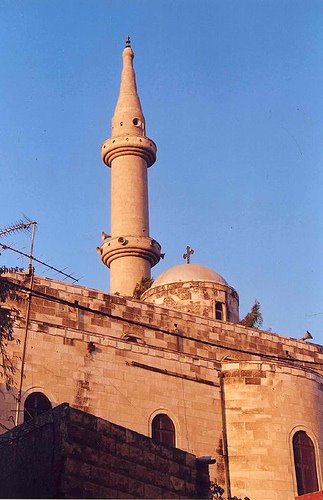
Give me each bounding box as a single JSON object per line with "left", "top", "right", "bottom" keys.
{"left": 149, "top": 409, "right": 178, "bottom": 448}
{"left": 215, "top": 301, "right": 224, "bottom": 320}
{"left": 151, "top": 413, "right": 176, "bottom": 448}
{"left": 23, "top": 391, "right": 52, "bottom": 423}
{"left": 290, "top": 426, "right": 322, "bottom": 496}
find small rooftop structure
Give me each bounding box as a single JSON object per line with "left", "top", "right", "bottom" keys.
{"left": 142, "top": 263, "right": 239, "bottom": 322}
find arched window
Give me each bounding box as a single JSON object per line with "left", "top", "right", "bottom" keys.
{"left": 152, "top": 414, "right": 175, "bottom": 447}
{"left": 24, "top": 392, "right": 52, "bottom": 422}
{"left": 293, "top": 431, "right": 319, "bottom": 495}
{"left": 215, "top": 302, "right": 223, "bottom": 320}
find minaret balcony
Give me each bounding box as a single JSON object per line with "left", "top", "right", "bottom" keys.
{"left": 97, "top": 235, "right": 161, "bottom": 268}
{"left": 101, "top": 135, "right": 157, "bottom": 168}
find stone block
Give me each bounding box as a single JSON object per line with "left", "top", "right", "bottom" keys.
{"left": 153, "top": 470, "right": 172, "bottom": 489}
{"left": 83, "top": 481, "right": 100, "bottom": 498}
{"left": 184, "top": 480, "right": 197, "bottom": 498}
{"left": 170, "top": 475, "right": 185, "bottom": 493}
{"left": 99, "top": 485, "right": 119, "bottom": 498}
{"left": 162, "top": 491, "right": 181, "bottom": 499}
{"left": 108, "top": 423, "right": 127, "bottom": 442}
{"left": 65, "top": 457, "right": 91, "bottom": 480}
{"left": 115, "top": 442, "right": 130, "bottom": 459}
{"left": 245, "top": 377, "right": 261, "bottom": 385}
{"left": 154, "top": 455, "right": 170, "bottom": 473}
{"left": 62, "top": 474, "right": 85, "bottom": 498}
{"left": 114, "top": 457, "right": 131, "bottom": 476}
{"left": 142, "top": 450, "right": 156, "bottom": 468}
{"left": 109, "top": 471, "right": 129, "bottom": 492}
{"left": 172, "top": 448, "right": 187, "bottom": 465}
{"left": 127, "top": 477, "right": 145, "bottom": 498}
{"left": 178, "top": 464, "right": 193, "bottom": 481}
{"left": 100, "top": 434, "right": 116, "bottom": 454}
{"left": 68, "top": 407, "right": 98, "bottom": 431}
{"left": 144, "top": 483, "right": 164, "bottom": 498}
{"left": 68, "top": 425, "right": 100, "bottom": 448}
{"left": 89, "top": 465, "right": 111, "bottom": 488}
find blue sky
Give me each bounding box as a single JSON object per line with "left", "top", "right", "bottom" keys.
{"left": 1, "top": 0, "right": 322, "bottom": 344}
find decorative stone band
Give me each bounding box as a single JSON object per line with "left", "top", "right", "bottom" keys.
{"left": 98, "top": 235, "right": 161, "bottom": 267}
{"left": 101, "top": 135, "right": 157, "bottom": 167}
{"left": 142, "top": 281, "right": 239, "bottom": 303}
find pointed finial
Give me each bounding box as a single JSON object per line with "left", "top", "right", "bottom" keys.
{"left": 125, "top": 35, "right": 131, "bottom": 48}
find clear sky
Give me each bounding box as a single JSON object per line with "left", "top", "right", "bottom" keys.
{"left": 1, "top": 0, "right": 322, "bottom": 344}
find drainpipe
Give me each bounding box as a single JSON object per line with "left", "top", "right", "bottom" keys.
{"left": 219, "top": 371, "right": 232, "bottom": 499}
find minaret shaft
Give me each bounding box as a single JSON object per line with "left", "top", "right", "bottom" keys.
{"left": 110, "top": 156, "right": 149, "bottom": 237}
{"left": 109, "top": 257, "right": 151, "bottom": 296}
{"left": 98, "top": 40, "right": 161, "bottom": 296}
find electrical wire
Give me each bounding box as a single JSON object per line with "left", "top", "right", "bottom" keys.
{"left": 0, "top": 244, "right": 78, "bottom": 282}
{"left": 2, "top": 277, "right": 323, "bottom": 369}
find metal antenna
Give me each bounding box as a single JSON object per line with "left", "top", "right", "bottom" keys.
{"left": 0, "top": 217, "right": 35, "bottom": 238}
{"left": 0, "top": 243, "right": 79, "bottom": 283}
{"left": 9, "top": 220, "right": 78, "bottom": 426}
{"left": 0, "top": 217, "right": 37, "bottom": 273}
{"left": 27, "top": 222, "right": 36, "bottom": 276}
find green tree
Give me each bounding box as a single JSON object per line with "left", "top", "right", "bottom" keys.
{"left": 0, "top": 276, "right": 21, "bottom": 390}
{"left": 239, "top": 300, "right": 263, "bottom": 329}
{"left": 133, "top": 277, "right": 154, "bottom": 299}
{"left": 210, "top": 481, "right": 250, "bottom": 500}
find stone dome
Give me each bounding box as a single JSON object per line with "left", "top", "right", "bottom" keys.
{"left": 151, "top": 263, "right": 228, "bottom": 288}
{"left": 142, "top": 263, "right": 239, "bottom": 322}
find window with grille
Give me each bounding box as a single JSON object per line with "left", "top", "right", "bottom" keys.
{"left": 293, "top": 430, "right": 319, "bottom": 495}
{"left": 152, "top": 414, "right": 175, "bottom": 447}
{"left": 24, "top": 392, "right": 52, "bottom": 422}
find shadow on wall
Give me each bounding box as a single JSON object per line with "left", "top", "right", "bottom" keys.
{"left": 0, "top": 403, "right": 212, "bottom": 499}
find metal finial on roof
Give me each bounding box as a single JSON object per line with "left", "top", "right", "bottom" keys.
{"left": 125, "top": 35, "right": 131, "bottom": 48}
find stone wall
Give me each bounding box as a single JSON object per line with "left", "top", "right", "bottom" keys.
{"left": 0, "top": 272, "right": 322, "bottom": 499}
{"left": 0, "top": 403, "right": 210, "bottom": 499}
{"left": 4, "top": 273, "right": 323, "bottom": 369}
{"left": 0, "top": 273, "right": 227, "bottom": 485}
{"left": 223, "top": 362, "right": 323, "bottom": 500}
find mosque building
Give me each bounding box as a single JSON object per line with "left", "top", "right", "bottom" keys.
{"left": 0, "top": 39, "right": 322, "bottom": 500}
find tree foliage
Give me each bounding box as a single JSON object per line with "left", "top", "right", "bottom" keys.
{"left": 239, "top": 300, "right": 263, "bottom": 329}
{"left": 0, "top": 276, "right": 22, "bottom": 390}
{"left": 210, "top": 482, "right": 250, "bottom": 500}
{"left": 133, "top": 277, "right": 154, "bottom": 299}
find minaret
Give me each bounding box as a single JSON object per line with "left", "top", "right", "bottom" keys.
{"left": 98, "top": 37, "right": 161, "bottom": 296}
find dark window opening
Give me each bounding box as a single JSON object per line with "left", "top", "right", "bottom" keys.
{"left": 215, "top": 302, "right": 223, "bottom": 320}
{"left": 24, "top": 392, "right": 52, "bottom": 422}
{"left": 293, "top": 431, "right": 319, "bottom": 495}
{"left": 152, "top": 414, "right": 175, "bottom": 447}
{"left": 123, "top": 333, "right": 144, "bottom": 344}
{"left": 124, "top": 334, "right": 138, "bottom": 342}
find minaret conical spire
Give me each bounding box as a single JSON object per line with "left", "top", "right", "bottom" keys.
{"left": 112, "top": 37, "right": 145, "bottom": 138}
{"left": 98, "top": 39, "right": 161, "bottom": 296}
